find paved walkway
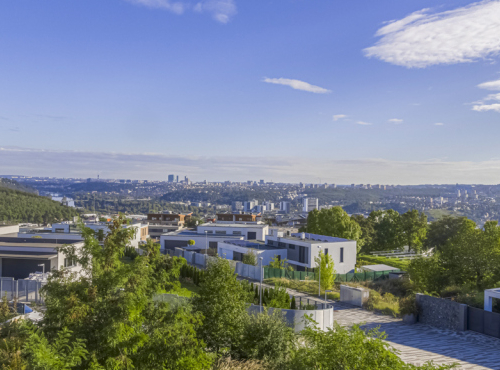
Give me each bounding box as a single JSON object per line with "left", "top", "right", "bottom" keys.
{"left": 254, "top": 281, "right": 500, "bottom": 369}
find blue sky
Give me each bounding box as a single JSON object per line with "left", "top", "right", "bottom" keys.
{"left": 1, "top": 0, "right": 500, "bottom": 183}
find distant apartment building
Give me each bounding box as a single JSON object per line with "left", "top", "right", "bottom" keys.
{"left": 232, "top": 201, "right": 244, "bottom": 212}
{"left": 302, "top": 197, "right": 319, "bottom": 213}
{"left": 168, "top": 174, "right": 174, "bottom": 182}
{"left": 280, "top": 201, "right": 291, "bottom": 214}
{"left": 147, "top": 213, "right": 191, "bottom": 239}
{"left": 264, "top": 201, "right": 275, "bottom": 211}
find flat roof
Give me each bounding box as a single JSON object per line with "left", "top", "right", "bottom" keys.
{"left": 199, "top": 223, "right": 267, "bottom": 228}
{"left": 162, "top": 230, "right": 245, "bottom": 239}
{"left": 222, "top": 239, "right": 284, "bottom": 251}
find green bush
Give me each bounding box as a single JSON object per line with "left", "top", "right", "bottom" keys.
{"left": 399, "top": 295, "right": 418, "bottom": 316}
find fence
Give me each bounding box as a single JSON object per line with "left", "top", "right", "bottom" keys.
{"left": 263, "top": 267, "right": 400, "bottom": 283}
{"left": 468, "top": 306, "right": 500, "bottom": 339}
{"left": 0, "top": 277, "right": 45, "bottom": 304}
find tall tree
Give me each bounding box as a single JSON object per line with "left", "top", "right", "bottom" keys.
{"left": 39, "top": 216, "right": 209, "bottom": 369}
{"left": 370, "top": 210, "right": 404, "bottom": 251}
{"left": 400, "top": 210, "right": 428, "bottom": 253}
{"left": 314, "top": 251, "right": 336, "bottom": 291}
{"left": 424, "top": 216, "right": 468, "bottom": 252}
{"left": 304, "top": 207, "right": 362, "bottom": 249}
{"left": 351, "top": 214, "right": 375, "bottom": 253}
{"left": 192, "top": 257, "right": 247, "bottom": 354}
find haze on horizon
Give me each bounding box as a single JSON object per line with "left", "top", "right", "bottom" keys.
{"left": 2, "top": 0, "right": 500, "bottom": 183}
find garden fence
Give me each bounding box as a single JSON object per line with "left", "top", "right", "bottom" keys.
{"left": 0, "top": 277, "right": 45, "bottom": 304}
{"left": 263, "top": 267, "right": 400, "bottom": 283}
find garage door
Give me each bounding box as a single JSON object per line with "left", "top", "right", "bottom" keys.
{"left": 2, "top": 259, "right": 51, "bottom": 280}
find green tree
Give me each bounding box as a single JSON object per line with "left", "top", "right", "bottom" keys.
{"left": 242, "top": 251, "right": 257, "bottom": 266}
{"left": 22, "top": 327, "right": 88, "bottom": 370}
{"left": 400, "top": 210, "right": 428, "bottom": 253}
{"left": 314, "top": 251, "right": 336, "bottom": 291}
{"left": 188, "top": 239, "right": 195, "bottom": 246}
{"left": 305, "top": 208, "right": 362, "bottom": 248}
{"left": 289, "top": 321, "right": 455, "bottom": 370}
{"left": 370, "top": 210, "right": 404, "bottom": 251}
{"left": 424, "top": 216, "right": 467, "bottom": 252}
{"left": 39, "top": 215, "right": 207, "bottom": 368}
{"left": 233, "top": 310, "right": 295, "bottom": 368}
{"left": 268, "top": 256, "right": 290, "bottom": 270}
{"left": 351, "top": 214, "right": 375, "bottom": 253}
{"left": 192, "top": 256, "right": 247, "bottom": 354}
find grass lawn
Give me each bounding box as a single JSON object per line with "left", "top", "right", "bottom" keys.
{"left": 356, "top": 255, "right": 410, "bottom": 271}
{"left": 163, "top": 280, "right": 201, "bottom": 298}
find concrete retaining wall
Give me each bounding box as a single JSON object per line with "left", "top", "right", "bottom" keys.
{"left": 416, "top": 293, "right": 467, "bottom": 331}
{"left": 248, "top": 304, "right": 333, "bottom": 333}
{"left": 340, "top": 285, "right": 369, "bottom": 307}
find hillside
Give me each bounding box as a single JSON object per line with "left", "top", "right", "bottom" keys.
{"left": 0, "top": 182, "right": 79, "bottom": 224}
{"left": 0, "top": 178, "right": 38, "bottom": 194}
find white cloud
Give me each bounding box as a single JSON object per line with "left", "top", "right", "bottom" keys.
{"left": 333, "top": 114, "right": 347, "bottom": 121}
{"left": 434, "top": 122, "right": 444, "bottom": 126}
{"left": 473, "top": 104, "right": 500, "bottom": 112}
{"left": 5, "top": 146, "right": 500, "bottom": 184}
{"left": 124, "top": 0, "right": 236, "bottom": 23}
{"left": 478, "top": 78, "right": 500, "bottom": 91}
{"left": 125, "top": 0, "right": 186, "bottom": 14}
{"left": 364, "top": 1, "right": 500, "bottom": 68}
{"left": 263, "top": 78, "right": 331, "bottom": 94}
{"left": 472, "top": 78, "right": 500, "bottom": 113}
{"left": 194, "top": 0, "right": 236, "bottom": 23}
{"left": 356, "top": 121, "right": 372, "bottom": 125}
{"left": 388, "top": 118, "right": 403, "bottom": 124}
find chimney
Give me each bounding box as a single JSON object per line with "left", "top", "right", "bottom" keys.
{"left": 301, "top": 232, "right": 306, "bottom": 240}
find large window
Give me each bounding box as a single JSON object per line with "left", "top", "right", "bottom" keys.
{"left": 215, "top": 230, "right": 227, "bottom": 235}
{"left": 288, "top": 244, "right": 296, "bottom": 250}
{"left": 232, "top": 231, "right": 242, "bottom": 235}
{"left": 299, "top": 246, "right": 307, "bottom": 264}
{"left": 64, "top": 258, "right": 76, "bottom": 267}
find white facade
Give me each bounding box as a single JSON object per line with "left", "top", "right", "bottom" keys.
{"left": 265, "top": 232, "right": 356, "bottom": 274}
{"left": 21, "top": 222, "right": 148, "bottom": 248}
{"left": 217, "top": 240, "right": 287, "bottom": 266}
{"left": 160, "top": 231, "right": 244, "bottom": 252}
{"left": 302, "top": 197, "right": 319, "bottom": 213}
{"left": 197, "top": 223, "right": 268, "bottom": 241}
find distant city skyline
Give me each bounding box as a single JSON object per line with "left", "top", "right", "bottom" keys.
{"left": 3, "top": 146, "right": 500, "bottom": 185}
{"left": 2, "top": 1, "right": 500, "bottom": 182}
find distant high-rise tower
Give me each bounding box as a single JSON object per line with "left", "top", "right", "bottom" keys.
{"left": 168, "top": 174, "right": 174, "bottom": 182}
{"left": 176, "top": 175, "right": 179, "bottom": 183}
{"left": 303, "top": 198, "right": 319, "bottom": 213}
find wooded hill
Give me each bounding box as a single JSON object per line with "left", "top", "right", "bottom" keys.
{"left": 0, "top": 179, "right": 78, "bottom": 224}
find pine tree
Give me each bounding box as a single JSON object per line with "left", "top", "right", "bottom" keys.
{"left": 291, "top": 296, "right": 296, "bottom": 310}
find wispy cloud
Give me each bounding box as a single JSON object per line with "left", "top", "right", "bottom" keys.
{"left": 194, "top": 0, "right": 236, "bottom": 23}
{"left": 477, "top": 78, "right": 500, "bottom": 91}
{"left": 364, "top": 1, "right": 500, "bottom": 68}
{"left": 4, "top": 146, "right": 500, "bottom": 184}
{"left": 333, "top": 114, "right": 347, "bottom": 121}
{"left": 124, "top": 0, "right": 236, "bottom": 23}
{"left": 388, "top": 118, "right": 403, "bottom": 124}
{"left": 356, "top": 121, "right": 372, "bottom": 125}
{"left": 263, "top": 78, "right": 331, "bottom": 94}
{"left": 472, "top": 77, "right": 500, "bottom": 113}
{"left": 434, "top": 122, "right": 444, "bottom": 126}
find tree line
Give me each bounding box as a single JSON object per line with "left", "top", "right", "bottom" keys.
{"left": 0, "top": 216, "right": 454, "bottom": 369}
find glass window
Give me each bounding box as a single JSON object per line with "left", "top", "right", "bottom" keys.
{"left": 288, "top": 244, "right": 295, "bottom": 250}
{"left": 340, "top": 247, "right": 344, "bottom": 263}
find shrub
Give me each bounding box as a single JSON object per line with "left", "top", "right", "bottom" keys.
{"left": 399, "top": 295, "right": 418, "bottom": 316}
{"left": 232, "top": 310, "right": 295, "bottom": 368}
{"left": 123, "top": 246, "right": 139, "bottom": 260}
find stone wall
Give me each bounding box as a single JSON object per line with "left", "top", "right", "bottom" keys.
{"left": 416, "top": 294, "right": 467, "bottom": 331}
